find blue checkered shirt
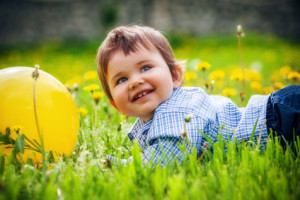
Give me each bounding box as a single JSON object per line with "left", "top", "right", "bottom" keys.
{"left": 107, "top": 87, "right": 270, "bottom": 165}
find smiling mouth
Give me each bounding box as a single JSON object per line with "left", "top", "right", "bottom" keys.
{"left": 132, "top": 89, "right": 154, "bottom": 102}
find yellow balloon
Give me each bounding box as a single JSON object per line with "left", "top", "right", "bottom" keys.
{"left": 0, "top": 67, "right": 79, "bottom": 163}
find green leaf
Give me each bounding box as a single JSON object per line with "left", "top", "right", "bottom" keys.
{"left": 249, "top": 117, "right": 259, "bottom": 142}
{"left": 24, "top": 134, "right": 41, "bottom": 151}
{"left": 15, "top": 134, "right": 25, "bottom": 154}
{"left": 0, "top": 133, "right": 15, "bottom": 145}
{"left": 33, "top": 139, "right": 42, "bottom": 148}
{"left": 197, "top": 127, "right": 213, "bottom": 146}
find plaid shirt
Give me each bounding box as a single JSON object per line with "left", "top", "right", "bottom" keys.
{"left": 108, "top": 87, "right": 270, "bottom": 165}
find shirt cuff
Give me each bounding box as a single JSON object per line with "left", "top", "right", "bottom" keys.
{"left": 106, "top": 155, "right": 132, "bottom": 166}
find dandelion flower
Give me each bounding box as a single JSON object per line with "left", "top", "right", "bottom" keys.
{"left": 279, "top": 66, "right": 292, "bottom": 76}
{"left": 287, "top": 71, "right": 300, "bottom": 81}
{"left": 209, "top": 70, "right": 225, "bottom": 81}
{"left": 83, "top": 84, "right": 100, "bottom": 92}
{"left": 263, "top": 87, "right": 274, "bottom": 95}
{"left": 196, "top": 61, "right": 211, "bottom": 71}
{"left": 273, "top": 82, "right": 285, "bottom": 90}
{"left": 205, "top": 80, "right": 214, "bottom": 90}
{"left": 184, "top": 71, "right": 197, "bottom": 81}
{"left": 230, "top": 72, "right": 244, "bottom": 82}
{"left": 79, "top": 107, "right": 88, "bottom": 116}
{"left": 222, "top": 88, "right": 236, "bottom": 97}
{"left": 65, "top": 76, "right": 82, "bottom": 86}
{"left": 250, "top": 81, "right": 262, "bottom": 93}
{"left": 84, "top": 70, "right": 98, "bottom": 81}
{"left": 246, "top": 70, "right": 262, "bottom": 81}
{"left": 205, "top": 80, "right": 213, "bottom": 87}
{"left": 92, "top": 91, "right": 104, "bottom": 103}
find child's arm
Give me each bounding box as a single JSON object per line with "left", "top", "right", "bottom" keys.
{"left": 139, "top": 137, "right": 185, "bottom": 165}
{"left": 106, "top": 137, "right": 185, "bottom": 166}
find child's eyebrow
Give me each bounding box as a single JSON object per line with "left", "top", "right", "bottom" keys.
{"left": 135, "top": 59, "right": 152, "bottom": 66}
{"left": 110, "top": 72, "right": 123, "bottom": 84}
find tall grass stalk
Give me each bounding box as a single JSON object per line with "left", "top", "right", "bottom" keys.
{"left": 32, "top": 65, "right": 46, "bottom": 171}
{"left": 237, "top": 25, "right": 246, "bottom": 106}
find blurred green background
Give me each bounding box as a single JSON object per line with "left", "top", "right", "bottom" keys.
{"left": 0, "top": 33, "right": 299, "bottom": 84}
{"left": 0, "top": 0, "right": 299, "bottom": 85}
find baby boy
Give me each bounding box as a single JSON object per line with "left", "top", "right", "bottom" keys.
{"left": 96, "top": 25, "right": 300, "bottom": 165}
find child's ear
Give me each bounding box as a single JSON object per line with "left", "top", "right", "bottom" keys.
{"left": 109, "top": 99, "right": 119, "bottom": 111}
{"left": 172, "top": 64, "right": 184, "bottom": 88}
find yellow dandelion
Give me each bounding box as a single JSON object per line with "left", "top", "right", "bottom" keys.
{"left": 84, "top": 70, "right": 98, "bottom": 81}
{"left": 222, "top": 88, "right": 236, "bottom": 97}
{"left": 205, "top": 80, "right": 214, "bottom": 90}
{"left": 196, "top": 61, "right": 211, "bottom": 71}
{"left": 230, "top": 72, "right": 244, "bottom": 82}
{"left": 83, "top": 84, "right": 100, "bottom": 92}
{"left": 287, "top": 71, "right": 300, "bottom": 80}
{"left": 65, "top": 75, "right": 82, "bottom": 86}
{"left": 246, "top": 70, "right": 262, "bottom": 81}
{"left": 205, "top": 80, "right": 213, "bottom": 86}
{"left": 279, "top": 66, "right": 292, "bottom": 76}
{"left": 92, "top": 91, "right": 104, "bottom": 103}
{"left": 209, "top": 70, "right": 225, "bottom": 81}
{"left": 273, "top": 82, "right": 285, "bottom": 90}
{"left": 250, "top": 81, "right": 262, "bottom": 93}
{"left": 79, "top": 107, "right": 88, "bottom": 116}
{"left": 263, "top": 87, "right": 274, "bottom": 95}
{"left": 184, "top": 71, "right": 197, "bottom": 81}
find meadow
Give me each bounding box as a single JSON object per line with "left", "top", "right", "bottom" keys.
{"left": 0, "top": 32, "right": 300, "bottom": 200}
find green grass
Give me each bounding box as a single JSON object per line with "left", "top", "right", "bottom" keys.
{"left": 0, "top": 33, "right": 300, "bottom": 200}
{"left": 0, "top": 33, "right": 299, "bottom": 83}
{"left": 1, "top": 126, "right": 299, "bottom": 200}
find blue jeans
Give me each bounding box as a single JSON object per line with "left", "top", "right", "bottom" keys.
{"left": 266, "top": 85, "right": 300, "bottom": 145}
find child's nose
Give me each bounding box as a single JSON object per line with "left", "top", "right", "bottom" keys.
{"left": 129, "top": 77, "right": 144, "bottom": 90}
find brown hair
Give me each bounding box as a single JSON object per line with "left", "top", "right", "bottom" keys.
{"left": 96, "top": 25, "right": 182, "bottom": 100}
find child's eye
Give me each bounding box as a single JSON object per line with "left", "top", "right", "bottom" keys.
{"left": 141, "top": 65, "right": 151, "bottom": 72}
{"left": 116, "top": 77, "right": 127, "bottom": 85}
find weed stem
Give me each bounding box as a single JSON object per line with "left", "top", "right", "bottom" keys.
{"left": 32, "top": 65, "right": 46, "bottom": 169}
{"left": 237, "top": 25, "right": 246, "bottom": 106}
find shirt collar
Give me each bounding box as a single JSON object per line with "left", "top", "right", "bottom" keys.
{"left": 127, "top": 117, "right": 153, "bottom": 142}
{"left": 127, "top": 87, "right": 182, "bottom": 142}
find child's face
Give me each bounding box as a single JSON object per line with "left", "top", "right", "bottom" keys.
{"left": 107, "top": 45, "right": 181, "bottom": 121}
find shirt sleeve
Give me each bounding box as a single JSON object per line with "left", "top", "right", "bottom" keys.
{"left": 106, "top": 137, "right": 184, "bottom": 166}
{"left": 140, "top": 137, "right": 184, "bottom": 165}
{"left": 106, "top": 155, "right": 132, "bottom": 166}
